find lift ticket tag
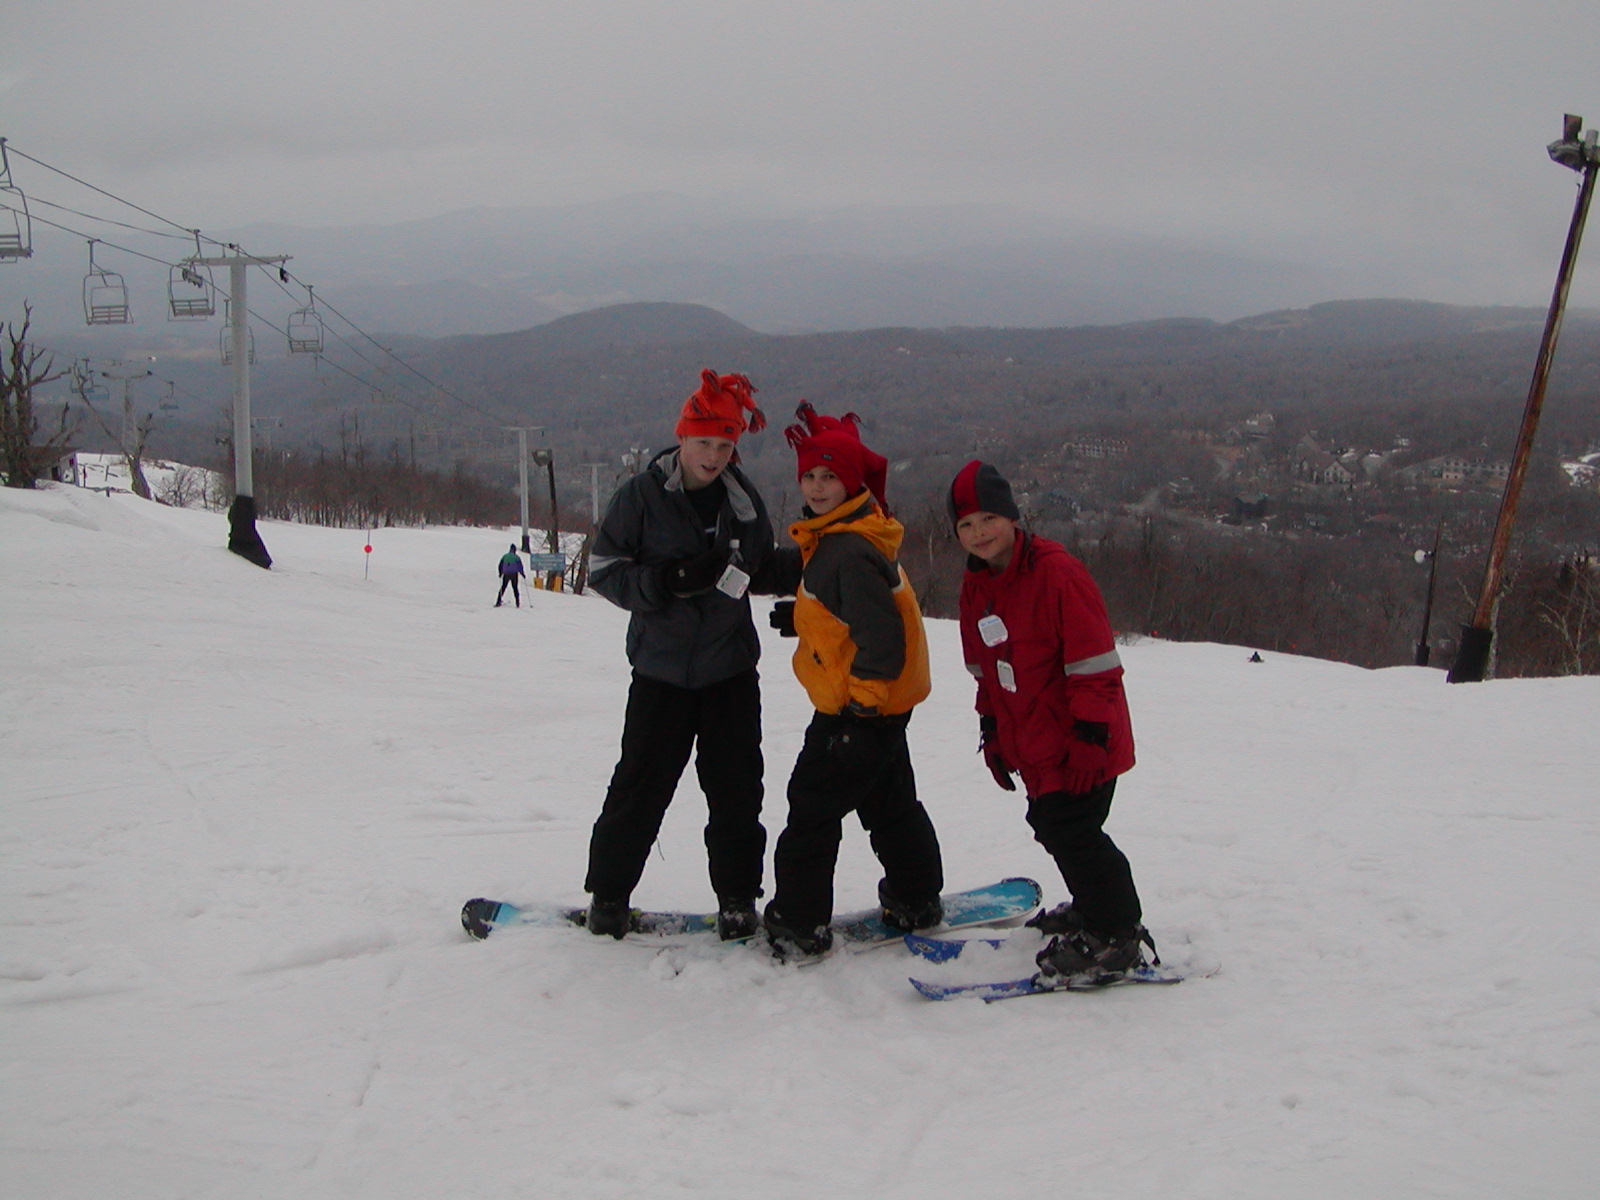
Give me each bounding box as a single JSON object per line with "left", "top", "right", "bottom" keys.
{"left": 716, "top": 562, "right": 751, "bottom": 599}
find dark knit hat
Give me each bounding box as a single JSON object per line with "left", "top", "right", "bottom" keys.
{"left": 785, "top": 402, "right": 889, "bottom": 509}
{"left": 948, "top": 459, "right": 1020, "bottom": 525}
{"left": 676, "top": 369, "right": 766, "bottom": 442}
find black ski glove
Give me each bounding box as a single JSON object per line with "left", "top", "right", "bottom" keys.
{"left": 769, "top": 599, "right": 797, "bottom": 637}
{"left": 662, "top": 546, "right": 732, "bottom": 597}
{"left": 979, "top": 714, "right": 1016, "bottom": 792}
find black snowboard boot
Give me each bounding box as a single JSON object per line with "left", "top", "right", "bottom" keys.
{"left": 763, "top": 905, "right": 833, "bottom": 960}
{"left": 1024, "top": 901, "right": 1086, "bottom": 935}
{"left": 716, "top": 896, "right": 761, "bottom": 941}
{"left": 584, "top": 896, "right": 633, "bottom": 939}
{"left": 877, "top": 880, "right": 943, "bottom": 933}
{"left": 1034, "top": 924, "right": 1156, "bottom": 985}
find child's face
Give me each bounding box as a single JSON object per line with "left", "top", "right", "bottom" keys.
{"left": 801, "top": 466, "right": 850, "bottom": 516}
{"left": 679, "top": 436, "right": 737, "bottom": 489}
{"left": 955, "top": 511, "right": 1018, "bottom": 568}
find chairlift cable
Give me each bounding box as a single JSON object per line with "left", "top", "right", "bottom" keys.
{"left": 1, "top": 202, "right": 181, "bottom": 270}
{"left": 2, "top": 142, "right": 205, "bottom": 240}
{"left": 241, "top": 307, "right": 433, "bottom": 418}
{"left": 6, "top": 143, "right": 508, "bottom": 437}
{"left": 23, "top": 192, "right": 194, "bottom": 242}
{"left": 271, "top": 264, "right": 504, "bottom": 425}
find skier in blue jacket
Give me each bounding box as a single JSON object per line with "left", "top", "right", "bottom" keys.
{"left": 496, "top": 545, "right": 525, "bottom": 607}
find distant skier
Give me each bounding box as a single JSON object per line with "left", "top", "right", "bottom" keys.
{"left": 495, "top": 544, "right": 525, "bottom": 607}
{"left": 582, "top": 369, "right": 791, "bottom": 941}
{"left": 762, "top": 404, "right": 944, "bottom": 958}
{"left": 950, "top": 460, "right": 1155, "bottom": 984}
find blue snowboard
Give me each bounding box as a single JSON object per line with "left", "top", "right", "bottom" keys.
{"left": 461, "top": 877, "right": 1043, "bottom": 946}
{"left": 905, "top": 932, "right": 1187, "bottom": 1000}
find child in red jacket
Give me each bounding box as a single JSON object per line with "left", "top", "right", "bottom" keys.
{"left": 951, "top": 460, "right": 1154, "bottom": 984}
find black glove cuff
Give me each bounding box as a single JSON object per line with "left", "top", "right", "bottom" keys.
{"left": 1072, "top": 719, "right": 1109, "bottom": 748}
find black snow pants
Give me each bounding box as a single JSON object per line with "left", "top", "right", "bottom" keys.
{"left": 768, "top": 710, "right": 943, "bottom": 930}
{"left": 1026, "top": 779, "right": 1142, "bottom": 932}
{"left": 584, "top": 669, "right": 766, "bottom": 904}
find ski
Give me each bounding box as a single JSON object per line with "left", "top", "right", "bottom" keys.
{"left": 902, "top": 933, "right": 1008, "bottom": 963}
{"left": 904, "top": 932, "right": 1193, "bottom": 999}
{"left": 908, "top": 963, "right": 1187, "bottom": 1002}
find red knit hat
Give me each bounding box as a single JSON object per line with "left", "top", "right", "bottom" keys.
{"left": 948, "top": 460, "right": 1020, "bottom": 524}
{"left": 784, "top": 401, "right": 889, "bottom": 510}
{"left": 675, "top": 369, "right": 765, "bottom": 441}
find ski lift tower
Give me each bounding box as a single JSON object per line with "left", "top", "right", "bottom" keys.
{"left": 189, "top": 248, "right": 290, "bottom": 569}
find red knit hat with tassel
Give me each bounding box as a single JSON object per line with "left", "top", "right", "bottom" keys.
{"left": 675, "top": 369, "right": 766, "bottom": 442}
{"left": 784, "top": 402, "right": 890, "bottom": 510}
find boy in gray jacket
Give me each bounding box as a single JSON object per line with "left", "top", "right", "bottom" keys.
{"left": 584, "top": 369, "right": 794, "bottom": 940}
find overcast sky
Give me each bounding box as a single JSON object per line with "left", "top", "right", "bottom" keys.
{"left": 4, "top": 0, "right": 1599, "bottom": 308}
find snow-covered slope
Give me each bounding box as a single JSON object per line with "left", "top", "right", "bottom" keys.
{"left": 2, "top": 483, "right": 1595, "bottom": 1199}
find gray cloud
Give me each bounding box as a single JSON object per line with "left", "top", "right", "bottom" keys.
{"left": 3, "top": 0, "right": 1597, "bottom": 309}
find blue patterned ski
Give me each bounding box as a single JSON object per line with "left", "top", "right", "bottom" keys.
{"left": 905, "top": 932, "right": 1189, "bottom": 1000}
{"left": 903, "top": 933, "right": 1008, "bottom": 963}
{"left": 908, "top": 963, "right": 1186, "bottom": 1001}
{"left": 462, "top": 877, "right": 1043, "bottom": 946}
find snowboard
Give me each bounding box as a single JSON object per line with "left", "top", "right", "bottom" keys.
{"left": 461, "top": 877, "right": 1043, "bottom": 947}
{"left": 904, "top": 932, "right": 1188, "bottom": 1001}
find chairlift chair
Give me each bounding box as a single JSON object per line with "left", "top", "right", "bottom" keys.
{"left": 83, "top": 241, "right": 132, "bottom": 325}
{"left": 159, "top": 384, "right": 180, "bottom": 412}
{"left": 168, "top": 245, "right": 216, "bottom": 319}
{"left": 286, "top": 285, "right": 324, "bottom": 355}
{"left": 0, "top": 138, "right": 32, "bottom": 261}
{"left": 73, "top": 364, "right": 110, "bottom": 403}
{"left": 219, "top": 302, "right": 256, "bottom": 364}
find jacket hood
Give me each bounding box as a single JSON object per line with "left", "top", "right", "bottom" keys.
{"left": 650, "top": 447, "right": 758, "bottom": 524}
{"left": 790, "top": 493, "right": 904, "bottom": 560}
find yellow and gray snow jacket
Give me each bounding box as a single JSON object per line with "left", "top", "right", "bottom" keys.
{"left": 789, "top": 493, "right": 930, "bottom": 716}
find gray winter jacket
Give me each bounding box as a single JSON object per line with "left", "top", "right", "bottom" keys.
{"left": 589, "top": 449, "right": 794, "bottom": 689}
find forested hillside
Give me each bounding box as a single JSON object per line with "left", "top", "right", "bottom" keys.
{"left": 76, "top": 299, "right": 1600, "bottom": 676}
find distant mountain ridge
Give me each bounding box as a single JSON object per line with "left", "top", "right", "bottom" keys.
{"left": 12, "top": 192, "right": 1594, "bottom": 357}
{"left": 451, "top": 296, "right": 1581, "bottom": 358}
{"left": 3, "top": 194, "right": 1358, "bottom": 346}
{"left": 49, "top": 292, "right": 1600, "bottom": 511}
{"left": 229, "top": 295, "right": 1597, "bottom": 461}
{"left": 468, "top": 302, "right": 757, "bottom": 357}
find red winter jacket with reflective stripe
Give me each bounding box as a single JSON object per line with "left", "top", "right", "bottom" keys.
{"left": 958, "top": 531, "right": 1134, "bottom": 797}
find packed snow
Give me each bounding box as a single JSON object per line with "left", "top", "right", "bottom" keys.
{"left": 2, "top": 479, "right": 1595, "bottom": 1199}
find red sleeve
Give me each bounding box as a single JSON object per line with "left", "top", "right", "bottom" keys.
{"left": 1053, "top": 557, "right": 1124, "bottom": 725}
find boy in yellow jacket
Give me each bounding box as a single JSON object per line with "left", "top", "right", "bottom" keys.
{"left": 764, "top": 404, "right": 944, "bottom": 957}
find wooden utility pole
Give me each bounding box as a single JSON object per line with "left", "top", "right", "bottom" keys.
{"left": 1449, "top": 115, "right": 1598, "bottom": 682}
{"left": 533, "top": 446, "right": 559, "bottom": 554}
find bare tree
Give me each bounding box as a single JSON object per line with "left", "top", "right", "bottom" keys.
{"left": 73, "top": 368, "right": 155, "bottom": 500}
{"left": 1533, "top": 557, "right": 1600, "bottom": 676}
{"left": 1, "top": 305, "right": 73, "bottom": 488}
{"left": 155, "top": 464, "right": 207, "bottom": 509}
